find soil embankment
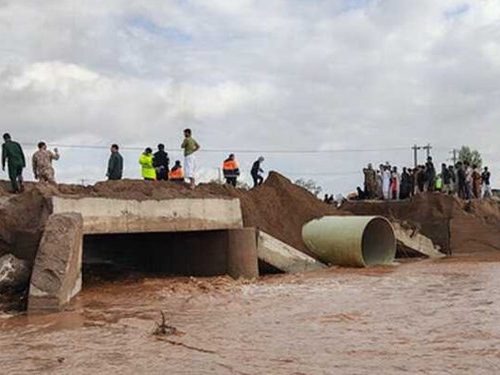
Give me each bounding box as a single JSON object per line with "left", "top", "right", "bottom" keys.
{"left": 2, "top": 173, "right": 500, "bottom": 259}
{"left": 0, "top": 172, "right": 343, "bottom": 258}
{"left": 342, "top": 193, "right": 500, "bottom": 255}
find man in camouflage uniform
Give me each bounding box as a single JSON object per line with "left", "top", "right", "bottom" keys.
{"left": 2, "top": 133, "right": 26, "bottom": 193}
{"left": 363, "top": 163, "right": 377, "bottom": 199}
{"left": 32, "top": 142, "right": 60, "bottom": 183}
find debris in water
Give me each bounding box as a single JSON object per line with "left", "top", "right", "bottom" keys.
{"left": 153, "top": 311, "right": 178, "bottom": 337}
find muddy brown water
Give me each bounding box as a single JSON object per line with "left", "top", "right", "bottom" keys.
{"left": 1, "top": 254, "right": 500, "bottom": 374}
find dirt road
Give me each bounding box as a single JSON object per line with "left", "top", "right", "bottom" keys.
{"left": 1, "top": 254, "right": 500, "bottom": 374}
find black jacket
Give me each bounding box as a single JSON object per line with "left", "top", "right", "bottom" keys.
{"left": 107, "top": 152, "right": 123, "bottom": 180}
{"left": 153, "top": 150, "right": 170, "bottom": 169}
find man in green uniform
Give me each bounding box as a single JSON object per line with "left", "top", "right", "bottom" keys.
{"left": 106, "top": 144, "right": 124, "bottom": 180}
{"left": 2, "top": 133, "right": 26, "bottom": 193}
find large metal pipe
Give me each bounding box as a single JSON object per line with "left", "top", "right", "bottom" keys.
{"left": 302, "top": 216, "right": 396, "bottom": 267}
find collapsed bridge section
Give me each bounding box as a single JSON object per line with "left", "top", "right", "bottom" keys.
{"left": 28, "top": 197, "right": 258, "bottom": 313}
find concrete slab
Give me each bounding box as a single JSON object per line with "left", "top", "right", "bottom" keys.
{"left": 28, "top": 213, "right": 84, "bottom": 313}
{"left": 51, "top": 197, "right": 243, "bottom": 234}
{"left": 257, "top": 231, "right": 326, "bottom": 273}
{"left": 226, "top": 228, "right": 259, "bottom": 279}
{"left": 393, "top": 222, "right": 444, "bottom": 258}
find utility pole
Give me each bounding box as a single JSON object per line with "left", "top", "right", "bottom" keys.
{"left": 423, "top": 143, "right": 432, "bottom": 159}
{"left": 412, "top": 144, "right": 421, "bottom": 168}
{"left": 450, "top": 149, "right": 458, "bottom": 165}
{"left": 412, "top": 143, "right": 433, "bottom": 167}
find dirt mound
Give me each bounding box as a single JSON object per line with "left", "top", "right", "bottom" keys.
{"left": 342, "top": 194, "right": 500, "bottom": 255}
{"left": 214, "top": 172, "right": 343, "bottom": 254}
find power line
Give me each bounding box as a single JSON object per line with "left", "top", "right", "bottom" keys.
{"left": 19, "top": 142, "right": 417, "bottom": 154}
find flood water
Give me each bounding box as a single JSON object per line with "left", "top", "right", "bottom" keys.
{"left": 1, "top": 254, "right": 500, "bottom": 374}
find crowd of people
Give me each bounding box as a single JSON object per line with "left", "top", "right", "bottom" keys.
{"left": 1, "top": 129, "right": 267, "bottom": 193}
{"left": 360, "top": 156, "right": 492, "bottom": 201}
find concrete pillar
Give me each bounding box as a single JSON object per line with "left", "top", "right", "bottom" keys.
{"left": 28, "top": 213, "right": 83, "bottom": 313}
{"left": 226, "top": 228, "right": 259, "bottom": 279}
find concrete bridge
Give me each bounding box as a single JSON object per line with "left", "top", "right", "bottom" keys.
{"left": 28, "top": 196, "right": 259, "bottom": 313}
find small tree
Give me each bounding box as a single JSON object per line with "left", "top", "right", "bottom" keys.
{"left": 295, "top": 178, "right": 323, "bottom": 197}
{"left": 458, "top": 146, "right": 482, "bottom": 167}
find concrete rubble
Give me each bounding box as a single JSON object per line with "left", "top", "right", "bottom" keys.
{"left": 0, "top": 254, "right": 30, "bottom": 292}
{"left": 393, "top": 222, "right": 445, "bottom": 258}
{"left": 257, "top": 231, "right": 326, "bottom": 273}
{"left": 28, "top": 213, "right": 84, "bottom": 313}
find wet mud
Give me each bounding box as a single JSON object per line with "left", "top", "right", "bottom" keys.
{"left": 1, "top": 254, "right": 500, "bottom": 374}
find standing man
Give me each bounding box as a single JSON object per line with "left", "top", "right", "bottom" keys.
{"left": 482, "top": 166, "right": 492, "bottom": 198}
{"left": 2, "top": 133, "right": 25, "bottom": 193}
{"left": 222, "top": 153, "right": 240, "bottom": 187}
{"left": 153, "top": 144, "right": 170, "bottom": 181}
{"left": 251, "top": 156, "right": 265, "bottom": 188}
{"left": 425, "top": 156, "right": 436, "bottom": 192}
{"left": 32, "top": 141, "right": 60, "bottom": 183}
{"left": 382, "top": 165, "right": 391, "bottom": 200}
{"left": 107, "top": 144, "right": 123, "bottom": 180}
{"left": 464, "top": 161, "right": 473, "bottom": 199}
{"left": 441, "top": 163, "right": 451, "bottom": 194}
{"left": 400, "top": 167, "right": 411, "bottom": 199}
{"left": 472, "top": 165, "right": 482, "bottom": 199}
{"left": 181, "top": 129, "right": 200, "bottom": 189}
{"left": 363, "top": 163, "right": 377, "bottom": 199}
{"left": 456, "top": 162, "right": 467, "bottom": 199}
{"left": 139, "top": 148, "right": 156, "bottom": 181}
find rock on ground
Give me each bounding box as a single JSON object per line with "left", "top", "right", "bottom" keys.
{"left": 0, "top": 254, "right": 30, "bottom": 292}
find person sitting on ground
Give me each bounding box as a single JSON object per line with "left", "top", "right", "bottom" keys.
{"left": 482, "top": 166, "right": 492, "bottom": 199}
{"left": 153, "top": 144, "right": 170, "bottom": 181}
{"left": 32, "top": 141, "right": 60, "bottom": 184}
{"left": 251, "top": 156, "right": 265, "bottom": 188}
{"left": 1, "top": 133, "right": 25, "bottom": 193}
{"left": 356, "top": 186, "right": 367, "bottom": 200}
{"left": 168, "top": 160, "right": 184, "bottom": 183}
{"left": 107, "top": 144, "right": 123, "bottom": 181}
{"left": 222, "top": 153, "right": 240, "bottom": 187}
{"left": 139, "top": 148, "right": 156, "bottom": 181}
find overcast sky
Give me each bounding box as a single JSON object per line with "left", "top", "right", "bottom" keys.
{"left": 1, "top": 0, "right": 499, "bottom": 193}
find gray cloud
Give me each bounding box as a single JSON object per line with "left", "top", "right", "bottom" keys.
{"left": 0, "top": 0, "right": 499, "bottom": 193}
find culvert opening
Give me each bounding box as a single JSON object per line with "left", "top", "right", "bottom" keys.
{"left": 361, "top": 218, "right": 396, "bottom": 266}
{"left": 82, "top": 230, "right": 231, "bottom": 285}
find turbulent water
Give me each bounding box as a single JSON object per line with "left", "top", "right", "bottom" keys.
{"left": 1, "top": 255, "right": 500, "bottom": 374}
